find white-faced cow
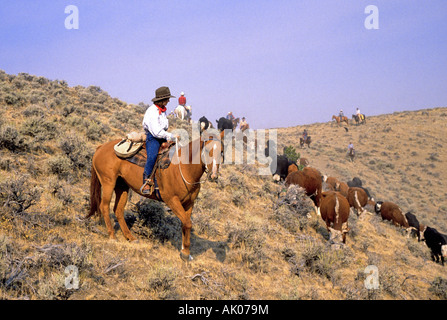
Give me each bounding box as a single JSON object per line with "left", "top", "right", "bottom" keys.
{"left": 374, "top": 201, "right": 416, "bottom": 237}
{"left": 322, "top": 175, "right": 339, "bottom": 191}
{"left": 320, "top": 191, "right": 350, "bottom": 244}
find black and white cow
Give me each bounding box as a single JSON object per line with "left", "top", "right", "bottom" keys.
{"left": 199, "top": 116, "right": 212, "bottom": 133}
{"left": 421, "top": 226, "right": 447, "bottom": 266}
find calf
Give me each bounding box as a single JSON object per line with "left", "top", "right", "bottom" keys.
{"left": 320, "top": 191, "right": 350, "bottom": 244}
{"left": 405, "top": 212, "right": 421, "bottom": 241}
{"left": 347, "top": 187, "right": 369, "bottom": 216}
{"left": 421, "top": 226, "right": 447, "bottom": 266}
{"left": 286, "top": 167, "right": 322, "bottom": 214}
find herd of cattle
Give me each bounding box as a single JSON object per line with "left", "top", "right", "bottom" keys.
{"left": 269, "top": 144, "right": 447, "bottom": 266}
{"left": 196, "top": 115, "right": 447, "bottom": 266}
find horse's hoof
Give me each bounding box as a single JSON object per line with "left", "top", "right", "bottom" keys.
{"left": 180, "top": 252, "right": 193, "bottom": 262}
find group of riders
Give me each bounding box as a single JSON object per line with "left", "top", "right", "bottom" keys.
{"left": 339, "top": 107, "right": 365, "bottom": 123}
{"left": 139, "top": 86, "right": 361, "bottom": 195}
{"left": 140, "top": 86, "right": 250, "bottom": 195}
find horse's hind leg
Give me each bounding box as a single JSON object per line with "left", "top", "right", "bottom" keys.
{"left": 114, "top": 182, "right": 136, "bottom": 241}
{"left": 100, "top": 184, "right": 116, "bottom": 240}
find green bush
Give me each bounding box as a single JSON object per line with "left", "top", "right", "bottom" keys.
{"left": 283, "top": 145, "right": 300, "bottom": 163}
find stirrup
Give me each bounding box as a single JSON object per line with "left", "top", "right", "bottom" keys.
{"left": 140, "top": 179, "right": 154, "bottom": 195}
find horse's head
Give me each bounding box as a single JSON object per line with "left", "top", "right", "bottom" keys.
{"left": 201, "top": 130, "right": 224, "bottom": 182}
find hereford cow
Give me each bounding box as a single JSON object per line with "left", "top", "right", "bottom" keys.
{"left": 288, "top": 162, "right": 298, "bottom": 175}
{"left": 285, "top": 167, "right": 322, "bottom": 214}
{"left": 320, "top": 191, "right": 350, "bottom": 244}
{"left": 421, "top": 226, "right": 447, "bottom": 266}
{"left": 374, "top": 201, "right": 415, "bottom": 236}
{"left": 335, "top": 181, "right": 349, "bottom": 197}
{"left": 322, "top": 175, "right": 339, "bottom": 191}
{"left": 216, "top": 117, "right": 234, "bottom": 132}
{"left": 347, "top": 187, "right": 369, "bottom": 216}
{"left": 299, "top": 157, "right": 309, "bottom": 167}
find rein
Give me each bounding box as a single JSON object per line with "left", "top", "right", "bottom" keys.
{"left": 175, "top": 137, "right": 221, "bottom": 186}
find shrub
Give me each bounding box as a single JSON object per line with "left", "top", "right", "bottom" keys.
{"left": 429, "top": 277, "right": 447, "bottom": 299}
{"left": 21, "top": 117, "right": 58, "bottom": 141}
{"left": 0, "top": 174, "right": 42, "bottom": 215}
{"left": 47, "top": 155, "right": 73, "bottom": 179}
{"left": 59, "top": 136, "right": 92, "bottom": 173}
{"left": 132, "top": 200, "right": 181, "bottom": 244}
{"left": 283, "top": 145, "right": 299, "bottom": 163}
{"left": 0, "top": 126, "right": 26, "bottom": 152}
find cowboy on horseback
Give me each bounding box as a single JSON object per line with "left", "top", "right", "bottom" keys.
{"left": 140, "top": 86, "right": 180, "bottom": 195}
{"left": 348, "top": 142, "right": 355, "bottom": 161}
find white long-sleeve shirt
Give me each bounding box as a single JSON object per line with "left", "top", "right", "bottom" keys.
{"left": 142, "top": 104, "right": 173, "bottom": 140}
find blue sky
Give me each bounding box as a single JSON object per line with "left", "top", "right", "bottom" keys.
{"left": 1, "top": 1, "right": 446, "bottom": 129}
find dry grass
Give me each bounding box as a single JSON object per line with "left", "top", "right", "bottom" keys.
{"left": 0, "top": 71, "right": 447, "bottom": 300}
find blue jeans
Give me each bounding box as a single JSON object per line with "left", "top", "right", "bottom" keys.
{"left": 143, "top": 131, "right": 165, "bottom": 180}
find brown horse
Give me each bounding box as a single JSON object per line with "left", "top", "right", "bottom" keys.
{"left": 332, "top": 115, "right": 349, "bottom": 126}
{"left": 86, "top": 130, "right": 224, "bottom": 261}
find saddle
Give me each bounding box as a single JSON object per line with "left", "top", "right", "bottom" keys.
{"left": 114, "top": 132, "right": 176, "bottom": 170}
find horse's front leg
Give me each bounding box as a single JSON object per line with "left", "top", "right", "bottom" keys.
{"left": 166, "top": 197, "right": 193, "bottom": 261}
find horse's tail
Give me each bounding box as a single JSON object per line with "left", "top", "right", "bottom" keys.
{"left": 85, "top": 166, "right": 102, "bottom": 219}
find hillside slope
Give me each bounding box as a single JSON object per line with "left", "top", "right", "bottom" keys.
{"left": 0, "top": 71, "right": 446, "bottom": 300}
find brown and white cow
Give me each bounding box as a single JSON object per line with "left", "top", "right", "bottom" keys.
{"left": 320, "top": 191, "right": 350, "bottom": 244}
{"left": 286, "top": 167, "right": 322, "bottom": 215}
{"left": 322, "top": 175, "right": 339, "bottom": 191}
{"left": 335, "top": 181, "right": 349, "bottom": 197}
{"left": 299, "top": 157, "right": 310, "bottom": 167}
{"left": 374, "top": 201, "right": 415, "bottom": 236}
{"left": 347, "top": 187, "right": 369, "bottom": 216}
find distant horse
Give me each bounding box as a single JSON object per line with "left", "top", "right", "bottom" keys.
{"left": 300, "top": 136, "right": 311, "bottom": 148}
{"left": 86, "top": 130, "right": 224, "bottom": 261}
{"left": 348, "top": 148, "right": 355, "bottom": 162}
{"left": 332, "top": 115, "right": 349, "bottom": 126}
{"left": 352, "top": 114, "right": 366, "bottom": 125}
{"left": 175, "top": 105, "right": 192, "bottom": 121}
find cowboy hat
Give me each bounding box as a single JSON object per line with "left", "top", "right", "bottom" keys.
{"left": 152, "top": 86, "right": 175, "bottom": 102}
